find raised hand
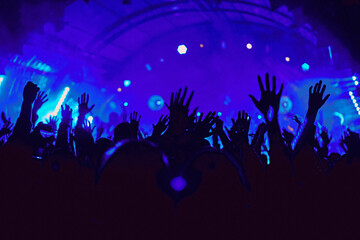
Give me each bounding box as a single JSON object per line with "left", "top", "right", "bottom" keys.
{"left": 226, "top": 110, "right": 251, "bottom": 145}
{"left": 193, "top": 111, "right": 217, "bottom": 139}
{"left": 78, "top": 93, "right": 95, "bottom": 116}
{"left": 213, "top": 117, "right": 224, "bottom": 135}
{"left": 46, "top": 115, "right": 59, "bottom": 132}
{"left": 307, "top": 80, "right": 330, "bottom": 116}
{"left": 251, "top": 123, "right": 267, "bottom": 153}
{"left": 0, "top": 121, "right": 14, "bottom": 137}
{"left": 249, "top": 73, "right": 283, "bottom": 121}
{"left": 95, "top": 122, "right": 104, "bottom": 140}
{"left": 320, "top": 127, "right": 332, "bottom": 147}
{"left": 341, "top": 129, "right": 360, "bottom": 157}
{"left": 152, "top": 115, "right": 169, "bottom": 136}
{"left": 83, "top": 119, "right": 96, "bottom": 134}
{"left": 23, "top": 82, "right": 40, "bottom": 103}
{"left": 236, "top": 110, "right": 251, "bottom": 138}
{"left": 61, "top": 104, "right": 73, "bottom": 125}
{"left": 166, "top": 87, "right": 195, "bottom": 135}
{"left": 130, "top": 111, "right": 141, "bottom": 137}
{"left": 33, "top": 91, "right": 48, "bottom": 113}
{"left": 1, "top": 112, "right": 11, "bottom": 125}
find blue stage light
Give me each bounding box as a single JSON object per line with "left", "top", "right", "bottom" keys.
{"left": 124, "top": 102, "right": 128, "bottom": 107}
{"left": 333, "top": 112, "right": 344, "bottom": 125}
{"left": 110, "top": 101, "right": 117, "bottom": 109}
{"left": 196, "top": 112, "right": 201, "bottom": 117}
{"left": 258, "top": 115, "right": 262, "bottom": 120}
{"left": 302, "top": 63, "right": 310, "bottom": 72}
{"left": 177, "top": 44, "right": 187, "bottom": 54}
{"left": 124, "top": 80, "right": 131, "bottom": 87}
{"left": 170, "top": 176, "right": 187, "bottom": 191}
{"left": 148, "top": 95, "right": 164, "bottom": 111}
{"left": 145, "top": 64, "right": 152, "bottom": 71}
{"left": 217, "top": 112, "right": 222, "bottom": 117}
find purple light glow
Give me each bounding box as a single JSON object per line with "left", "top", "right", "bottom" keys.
{"left": 170, "top": 176, "right": 187, "bottom": 191}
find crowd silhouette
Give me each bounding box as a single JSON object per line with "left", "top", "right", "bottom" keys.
{"left": 0, "top": 73, "right": 359, "bottom": 240}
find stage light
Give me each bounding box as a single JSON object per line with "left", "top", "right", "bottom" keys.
{"left": 200, "top": 43, "right": 204, "bottom": 48}
{"left": 170, "top": 176, "right": 187, "bottom": 191}
{"left": 217, "top": 112, "right": 222, "bottom": 116}
{"left": 160, "top": 58, "right": 164, "bottom": 62}
{"left": 110, "top": 101, "right": 116, "bottom": 109}
{"left": 88, "top": 116, "right": 93, "bottom": 124}
{"left": 351, "top": 95, "right": 355, "bottom": 100}
{"left": 302, "top": 63, "right": 310, "bottom": 72}
{"left": 328, "top": 46, "right": 333, "bottom": 61}
{"left": 285, "top": 57, "right": 290, "bottom": 62}
{"left": 258, "top": 115, "right": 262, "bottom": 120}
{"left": 352, "top": 76, "right": 357, "bottom": 81}
{"left": 355, "top": 81, "right": 359, "bottom": 86}
{"left": 124, "top": 102, "right": 128, "bottom": 107}
{"left": 148, "top": 95, "right": 164, "bottom": 111}
{"left": 353, "top": 99, "right": 356, "bottom": 104}
{"left": 357, "top": 107, "right": 360, "bottom": 111}
{"left": 0, "top": 75, "right": 4, "bottom": 85}
{"left": 334, "top": 112, "right": 344, "bottom": 125}
{"left": 53, "top": 87, "right": 70, "bottom": 116}
{"left": 196, "top": 112, "right": 201, "bottom": 117}
{"left": 246, "top": 43, "right": 253, "bottom": 49}
{"left": 355, "top": 103, "right": 358, "bottom": 107}
{"left": 145, "top": 64, "right": 152, "bottom": 71}
{"left": 117, "top": 87, "right": 122, "bottom": 92}
{"left": 349, "top": 91, "right": 353, "bottom": 96}
{"left": 177, "top": 44, "right": 187, "bottom": 54}
{"left": 124, "top": 80, "right": 131, "bottom": 87}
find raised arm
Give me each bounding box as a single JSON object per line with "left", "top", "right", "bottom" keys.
{"left": 10, "top": 82, "right": 39, "bottom": 141}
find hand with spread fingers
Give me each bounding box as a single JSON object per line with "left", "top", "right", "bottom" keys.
{"left": 166, "top": 86, "right": 195, "bottom": 136}
{"left": 33, "top": 91, "right": 48, "bottom": 113}
{"left": 249, "top": 73, "right": 283, "bottom": 122}
{"left": 152, "top": 115, "right": 169, "bottom": 137}
{"left": 307, "top": 80, "right": 330, "bottom": 117}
